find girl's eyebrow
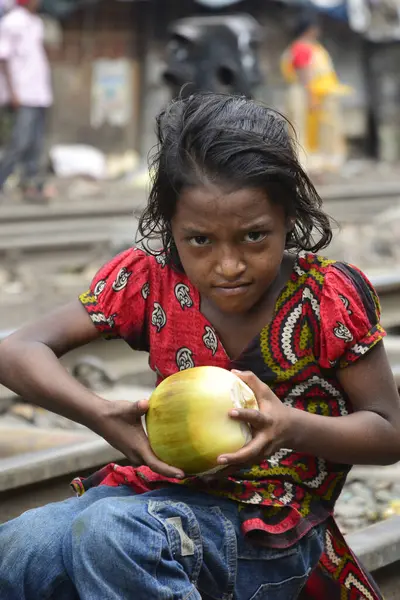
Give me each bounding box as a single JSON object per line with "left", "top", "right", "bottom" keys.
{"left": 239, "top": 218, "right": 274, "bottom": 230}
{"left": 181, "top": 218, "right": 273, "bottom": 236}
{"left": 180, "top": 226, "right": 210, "bottom": 236}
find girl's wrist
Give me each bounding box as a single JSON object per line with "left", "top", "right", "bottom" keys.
{"left": 279, "top": 405, "right": 301, "bottom": 451}
{"left": 78, "top": 394, "right": 113, "bottom": 433}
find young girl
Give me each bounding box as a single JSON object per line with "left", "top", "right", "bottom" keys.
{"left": 0, "top": 94, "right": 399, "bottom": 600}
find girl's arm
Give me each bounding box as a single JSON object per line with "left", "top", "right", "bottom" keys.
{"left": 0, "top": 300, "right": 106, "bottom": 425}
{"left": 217, "top": 342, "right": 400, "bottom": 467}
{"left": 0, "top": 301, "right": 184, "bottom": 478}
{"left": 285, "top": 341, "right": 400, "bottom": 465}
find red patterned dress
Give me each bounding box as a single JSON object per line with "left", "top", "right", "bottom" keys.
{"left": 75, "top": 247, "right": 386, "bottom": 600}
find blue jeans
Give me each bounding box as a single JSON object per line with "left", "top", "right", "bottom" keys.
{"left": 0, "top": 106, "right": 47, "bottom": 190}
{"left": 0, "top": 485, "right": 324, "bottom": 600}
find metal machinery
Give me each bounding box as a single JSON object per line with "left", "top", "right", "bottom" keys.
{"left": 162, "top": 14, "right": 263, "bottom": 98}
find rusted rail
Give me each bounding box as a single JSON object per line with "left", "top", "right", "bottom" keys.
{"left": 0, "top": 198, "right": 141, "bottom": 283}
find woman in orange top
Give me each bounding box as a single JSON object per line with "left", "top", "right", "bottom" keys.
{"left": 281, "top": 14, "right": 352, "bottom": 173}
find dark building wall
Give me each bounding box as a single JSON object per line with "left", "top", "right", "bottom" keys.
{"left": 46, "top": 0, "right": 143, "bottom": 153}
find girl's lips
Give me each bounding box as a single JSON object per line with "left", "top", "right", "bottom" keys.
{"left": 214, "top": 284, "right": 251, "bottom": 296}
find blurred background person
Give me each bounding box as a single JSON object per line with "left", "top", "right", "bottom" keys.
{"left": 0, "top": 0, "right": 53, "bottom": 202}
{"left": 280, "top": 12, "right": 352, "bottom": 174}
{"left": 0, "top": 0, "right": 15, "bottom": 19}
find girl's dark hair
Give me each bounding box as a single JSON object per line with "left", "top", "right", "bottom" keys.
{"left": 138, "top": 93, "right": 332, "bottom": 268}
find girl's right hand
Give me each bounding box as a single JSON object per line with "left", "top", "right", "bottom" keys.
{"left": 94, "top": 399, "right": 185, "bottom": 480}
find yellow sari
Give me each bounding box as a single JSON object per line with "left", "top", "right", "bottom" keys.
{"left": 281, "top": 42, "right": 352, "bottom": 172}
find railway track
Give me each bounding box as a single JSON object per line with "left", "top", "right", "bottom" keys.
{"left": 0, "top": 196, "right": 142, "bottom": 240}
{"left": 321, "top": 181, "right": 400, "bottom": 219}
{"left": 0, "top": 196, "right": 143, "bottom": 282}
{"left": 321, "top": 181, "right": 400, "bottom": 199}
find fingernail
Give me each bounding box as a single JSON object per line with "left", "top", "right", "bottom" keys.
{"left": 230, "top": 409, "right": 239, "bottom": 417}
{"left": 175, "top": 473, "right": 184, "bottom": 479}
{"left": 218, "top": 457, "right": 228, "bottom": 464}
{"left": 231, "top": 369, "right": 242, "bottom": 374}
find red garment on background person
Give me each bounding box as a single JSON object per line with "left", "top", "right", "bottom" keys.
{"left": 74, "top": 247, "right": 385, "bottom": 599}
{"left": 291, "top": 41, "right": 313, "bottom": 69}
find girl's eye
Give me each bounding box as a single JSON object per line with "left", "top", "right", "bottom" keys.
{"left": 243, "top": 231, "right": 267, "bottom": 243}
{"left": 188, "top": 235, "right": 211, "bottom": 247}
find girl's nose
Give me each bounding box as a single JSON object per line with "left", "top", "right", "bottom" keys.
{"left": 215, "top": 247, "right": 246, "bottom": 281}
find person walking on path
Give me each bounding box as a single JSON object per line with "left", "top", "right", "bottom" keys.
{"left": 0, "top": 0, "right": 53, "bottom": 201}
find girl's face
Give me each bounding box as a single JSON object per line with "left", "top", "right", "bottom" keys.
{"left": 171, "top": 185, "right": 292, "bottom": 315}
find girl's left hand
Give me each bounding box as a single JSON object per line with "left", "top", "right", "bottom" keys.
{"left": 216, "top": 370, "right": 293, "bottom": 469}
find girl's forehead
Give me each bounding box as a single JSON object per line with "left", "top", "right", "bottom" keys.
{"left": 174, "top": 185, "right": 281, "bottom": 224}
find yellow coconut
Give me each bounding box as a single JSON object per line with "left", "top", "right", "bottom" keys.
{"left": 146, "top": 366, "right": 258, "bottom": 475}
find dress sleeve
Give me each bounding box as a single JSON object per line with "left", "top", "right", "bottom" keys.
{"left": 79, "top": 248, "right": 151, "bottom": 351}
{"left": 319, "top": 263, "right": 386, "bottom": 369}
{"left": 291, "top": 42, "right": 313, "bottom": 70}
